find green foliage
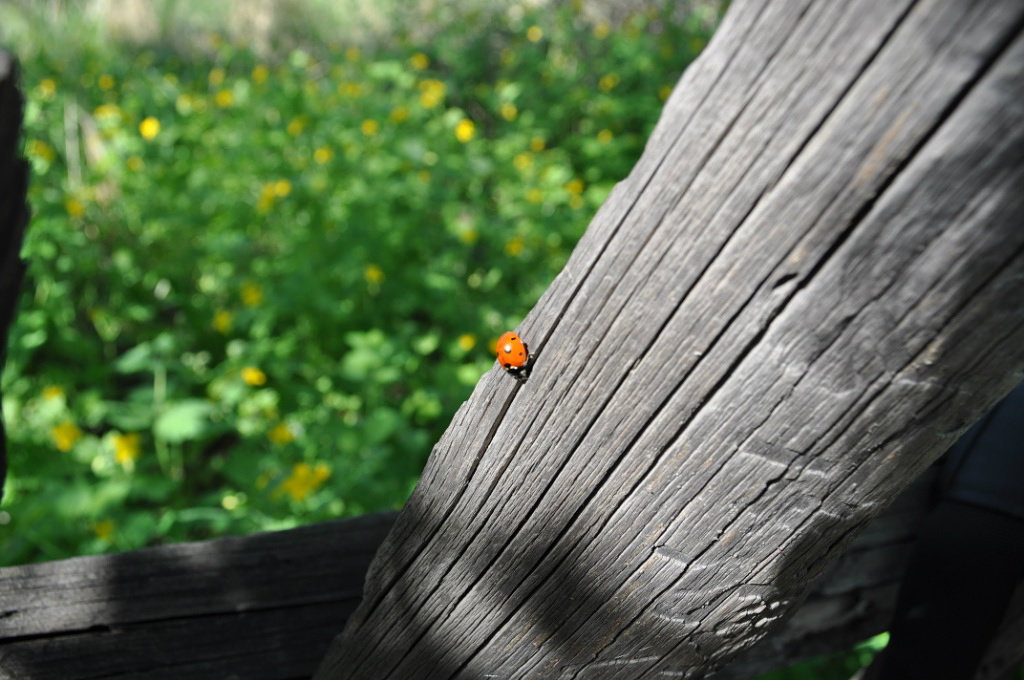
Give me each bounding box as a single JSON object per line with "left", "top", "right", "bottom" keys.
{"left": 758, "top": 633, "right": 888, "bottom": 680}
{"left": 0, "top": 4, "right": 716, "bottom": 565}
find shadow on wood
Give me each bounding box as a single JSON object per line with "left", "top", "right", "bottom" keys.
{"left": 0, "top": 513, "right": 393, "bottom": 680}
{"left": 316, "top": 0, "right": 1024, "bottom": 677}
{"left": 1, "top": 473, "right": 1022, "bottom": 679}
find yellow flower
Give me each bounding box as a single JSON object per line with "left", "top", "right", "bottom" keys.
{"left": 313, "top": 146, "right": 332, "bottom": 164}
{"left": 597, "top": 128, "right": 613, "bottom": 144}
{"left": 113, "top": 432, "right": 141, "bottom": 469}
{"left": 208, "top": 67, "right": 225, "bottom": 87}
{"left": 139, "top": 116, "right": 160, "bottom": 140}
{"left": 273, "top": 179, "right": 292, "bottom": 197}
{"left": 52, "top": 421, "right": 83, "bottom": 452}
{"left": 268, "top": 422, "right": 295, "bottom": 445}
{"left": 241, "top": 366, "right": 267, "bottom": 386}
{"left": 500, "top": 102, "right": 518, "bottom": 121}
{"left": 409, "top": 52, "right": 429, "bottom": 70}
{"left": 93, "top": 518, "right": 115, "bottom": 541}
{"left": 513, "top": 152, "right": 533, "bottom": 171}
{"left": 526, "top": 188, "right": 544, "bottom": 204}
{"left": 526, "top": 25, "right": 543, "bottom": 42}
{"left": 458, "top": 226, "right": 477, "bottom": 244}
{"left": 222, "top": 493, "right": 241, "bottom": 510}
{"left": 455, "top": 118, "right": 475, "bottom": 143}
{"left": 214, "top": 89, "right": 234, "bottom": 108}
{"left": 529, "top": 136, "right": 546, "bottom": 152}
{"left": 241, "top": 282, "right": 264, "bottom": 307}
{"left": 42, "top": 385, "right": 65, "bottom": 400}
{"left": 213, "top": 309, "right": 232, "bottom": 334}
{"left": 505, "top": 235, "right": 525, "bottom": 256}
{"left": 37, "top": 78, "right": 57, "bottom": 98}
{"left": 364, "top": 263, "right": 384, "bottom": 285}
{"left": 287, "top": 117, "right": 304, "bottom": 136}
{"left": 65, "top": 198, "right": 85, "bottom": 218}
{"left": 457, "top": 334, "right": 476, "bottom": 351}
{"left": 593, "top": 21, "right": 611, "bottom": 40}
{"left": 98, "top": 74, "right": 115, "bottom": 90}
{"left": 278, "top": 462, "right": 331, "bottom": 501}
{"left": 390, "top": 106, "right": 408, "bottom": 123}
{"left": 337, "top": 81, "right": 365, "bottom": 97}
{"left": 565, "top": 178, "right": 585, "bottom": 195}
{"left": 94, "top": 103, "right": 122, "bottom": 121}
{"left": 252, "top": 64, "right": 269, "bottom": 85}
{"left": 361, "top": 119, "right": 379, "bottom": 136}
{"left": 418, "top": 79, "right": 446, "bottom": 108}
{"left": 599, "top": 73, "right": 619, "bottom": 92}
{"left": 28, "top": 139, "right": 56, "bottom": 162}
{"left": 257, "top": 183, "right": 276, "bottom": 212}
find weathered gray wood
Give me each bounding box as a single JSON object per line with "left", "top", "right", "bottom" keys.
{"left": 1, "top": 478, "right": 1020, "bottom": 678}
{"left": 316, "top": 0, "right": 1024, "bottom": 677}
{"left": 714, "top": 467, "right": 1024, "bottom": 680}
{"left": 0, "top": 512, "right": 394, "bottom": 679}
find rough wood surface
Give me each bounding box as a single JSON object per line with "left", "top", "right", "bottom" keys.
{"left": 2, "top": 475, "right": 1020, "bottom": 679}
{"left": 0, "top": 513, "right": 394, "bottom": 680}
{"left": 316, "top": 1, "right": 1024, "bottom": 677}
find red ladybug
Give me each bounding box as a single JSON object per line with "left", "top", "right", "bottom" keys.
{"left": 496, "top": 331, "right": 533, "bottom": 383}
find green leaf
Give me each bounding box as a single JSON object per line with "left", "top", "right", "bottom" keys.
{"left": 154, "top": 399, "right": 214, "bottom": 443}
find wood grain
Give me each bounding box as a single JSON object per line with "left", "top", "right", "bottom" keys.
{"left": 316, "top": 1, "right": 1024, "bottom": 677}
{"left": 2, "top": 476, "right": 1021, "bottom": 678}
{"left": 0, "top": 513, "right": 394, "bottom": 679}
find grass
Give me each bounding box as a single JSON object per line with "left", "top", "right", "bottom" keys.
{"left": 0, "top": 0, "right": 716, "bottom": 563}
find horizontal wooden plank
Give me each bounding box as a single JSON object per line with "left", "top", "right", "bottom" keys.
{"left": 0, "top": 513, "right": 394, "bottom": 679}
{"left": 1, "top": 603, "right": 344, "bottom": 680}
{"left": 1, "top": 512, "right": 393, "bottom": 637}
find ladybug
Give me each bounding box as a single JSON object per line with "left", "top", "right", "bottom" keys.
{"left": 496, "top": 331, "right": 533, "bottom": 383}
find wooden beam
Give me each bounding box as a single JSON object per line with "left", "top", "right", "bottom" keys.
{"left": 316, "top": 0, "right": 1024, "bottom": 677}
{"left": 0, "top": 513, "right": 394, "bottom": 679}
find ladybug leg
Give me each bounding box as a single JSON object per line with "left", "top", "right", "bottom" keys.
{"left": 513, "top": 355, "right": 534, "bottom": 383}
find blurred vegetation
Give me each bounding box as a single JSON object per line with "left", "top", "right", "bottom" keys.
{"left": 0, "top": 0, "right": 718, "bottom": 564}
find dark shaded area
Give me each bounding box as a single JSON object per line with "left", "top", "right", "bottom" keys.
{"left": 0, "top": 49, "right": 30, "bottom": 502}
{"left": 0, "top": 512, "right": 395, "bottom": 679}
{"left": 2, "top": 461, "right": 1022, "bottom": 678}
{"left": 864, "top": 382, "right": 1024, "bottom": 680}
